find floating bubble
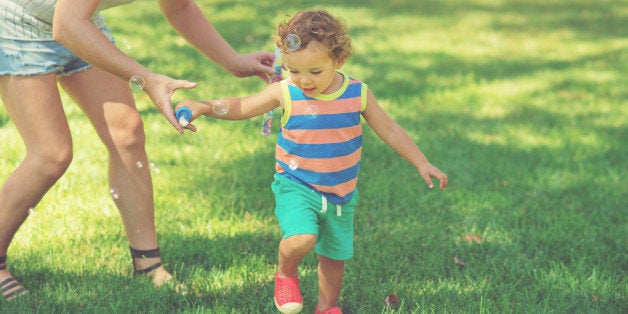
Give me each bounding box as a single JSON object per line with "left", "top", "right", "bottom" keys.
{"left": 288, "top": 159, "right": 298, "bottom": 170}
{"left": 118, "top": 39, "right": 132, "bottom": 52}
{"left": 102, "top": 205, "right": 113, "bottom": 216}
{"left": 212, "top": 99, "right": 230, "bottom": 116}
{"left": 285, "top": 33, "right": 301, "bottom": 51}
{"left": 304, "top": 105, "right": 319, "bottom": 119}
{"left": 150, "top": 162, "right": 160, "bottom": 174}
{"left": 136, "top": 161, "right": 144, "bottom": 168}
{"left": 28, "top": 207, "right": 35, "bottom": 216}
{"left": 129, "top": 75, "right": 145, "bottom": 91}
{"left": 110, "top": 188, "right": 120, "bottom": 200}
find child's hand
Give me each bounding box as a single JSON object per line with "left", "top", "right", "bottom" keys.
{"left": 174, "top": 100, "right": 209, "bottom": 132}
{"left": 418, "top": 163, "right": 448, "bottom": 190}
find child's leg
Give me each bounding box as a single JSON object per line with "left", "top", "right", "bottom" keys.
{"left": 316, "top": 255, "right": 345, "bottom": 311}
{"left": 275, "top": 234, "right": 316, "bottom": 313}
{"left": 313, "top": 194, "right": 357, "bottom": 312}
{"left": 271, "top": 174, "right": 322, "bottom": 312}
{"left": 278, "top": 234, "right": 316, "bottom": 276}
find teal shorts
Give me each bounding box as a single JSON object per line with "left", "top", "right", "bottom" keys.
{"left": 272, "top": 173, "right": 358, "bottom": 261}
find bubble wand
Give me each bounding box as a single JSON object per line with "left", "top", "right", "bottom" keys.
{"left": 261, "top": 46, "right": 284, "bottom": 136}
{"left": 176, "top": 106, "right": 192, "bottom": 127}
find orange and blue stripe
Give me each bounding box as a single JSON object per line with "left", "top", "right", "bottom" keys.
{"left": 275, "top": 73, "right": 368, "bottom": 205}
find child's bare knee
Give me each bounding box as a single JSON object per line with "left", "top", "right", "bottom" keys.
{"left": 284, "top": 234, "right": 317, "bottom": 251}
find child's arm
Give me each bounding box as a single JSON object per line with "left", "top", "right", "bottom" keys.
{"left": 361, "top": 90, "right": 448, "bottom": 190}
{"left": 175, "top": 82, "right": 283, "bottom": 131}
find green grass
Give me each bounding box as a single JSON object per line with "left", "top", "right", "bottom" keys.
{"left": 1, "top": 0, "right": 626, "bottom": 312}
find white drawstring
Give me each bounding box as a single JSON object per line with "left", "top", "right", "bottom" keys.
{"left": 321, "top": 195, "right": 342, "bottom": 216}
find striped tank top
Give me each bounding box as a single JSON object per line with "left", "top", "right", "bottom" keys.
{"left": 275, "top": 72, "right": 368, "bottom": 205}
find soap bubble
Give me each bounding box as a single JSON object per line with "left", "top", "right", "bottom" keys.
{"left": 304, "top": 105, "right": 319, "bottom": 119}
{"left": 288, "top": 159, "right": 298, "bottom": 170}
{"left": 136, "top": 161, "right": 144, "bottom": 168}
{"left": 110, "top": 188, "right": 120, "bottom": 200}
{"left": 129, "top": 75, "right": 145, "bottom": 91}
{"left": 150, "top": 162, "right": 160, "bottom": 174}
{"left": 118, "top": 39, "right": 133, "bottom": 53}
{"left": 28, "top": 207, "right": 35, "bottom": 216}
{"left": 285, "top": 34, "right": 301, "bottom": 51}
{"left": 212, "top": 99, "right": 230, "bottom": 116}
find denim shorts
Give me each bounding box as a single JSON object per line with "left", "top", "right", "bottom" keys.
{"left": 272, "top": 173, "right": 358, "bottom": 261}
{"left": 0, "top": 26, "right": 114, "bottom": 77}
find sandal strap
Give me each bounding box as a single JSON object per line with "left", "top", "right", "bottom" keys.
{"left": 1, "top": 278, "right": 18, "bottom": 292}
{"left": 0, "top": 256, "right": 6, "bottom": 270}
{"left": 129, "top": 247, "right": 161, "bottom": 259}
{"left": 133, "top": 262, "right": 162, "bottom": 275}
{"left": 129, "top": 247, "right": 162, "bottom": 275}
{"left": 1, "top": 277, "right": 27, "bottom": 300}
{"left": 4, "top": 287, "right": 27, "bottom": 300}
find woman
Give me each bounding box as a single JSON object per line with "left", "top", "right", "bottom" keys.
{"left": 0, "top": 0, "right": 274, "bottom": 300}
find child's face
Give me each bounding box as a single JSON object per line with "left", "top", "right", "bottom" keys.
{"left": 284, "top": 41, "right": 345, "bottom": 97}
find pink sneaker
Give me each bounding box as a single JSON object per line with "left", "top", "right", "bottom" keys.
{"left": 315, "top": 305, "right": 342, "bottom": 314}
{"left": 274, "top": 272, "right": 303, "bottom": 314}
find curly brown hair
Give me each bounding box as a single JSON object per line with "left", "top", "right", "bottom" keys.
{"left": 275, "top": 10, "right": 353, "bottom": 61}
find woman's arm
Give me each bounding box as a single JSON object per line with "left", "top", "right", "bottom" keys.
{"left": 158, "top": 0, "right": 274, "bottom": 80}
{"left": 53, "top": 0, "right": 147, "bottom": 82}
{"left": 53, "top": 0, "right": 197, "bottom": 134}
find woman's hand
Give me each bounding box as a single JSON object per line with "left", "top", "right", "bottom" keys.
{"left": 227, "top": 52, "right": 276, "bottom": 82}
{"left": 142, "top": 73, "right": 197, "bottom": 134}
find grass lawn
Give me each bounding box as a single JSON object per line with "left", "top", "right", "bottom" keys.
{"left": 0, "top": 0, "right": 625, "bottom": 313}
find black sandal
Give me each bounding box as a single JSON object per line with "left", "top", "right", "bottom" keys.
{"left": 129, "top": 248, "right": 188, "bottom": 294}
{"left": 0, "top": 256, "right": 28, "bottom": 301}
{"left": 129, "top": 247, "right": 162, "bottom": 275}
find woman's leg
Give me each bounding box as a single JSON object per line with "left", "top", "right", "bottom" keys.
{"left": 59, "top": 67, "right": 173, "bottom": 286}
{"left": 0, "top": 73, "right": 74, "bottom": 298}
